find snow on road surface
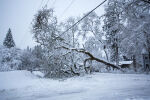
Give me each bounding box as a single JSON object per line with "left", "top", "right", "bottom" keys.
{"left": 0, "top": 70, "right": 150, "bottom": 100}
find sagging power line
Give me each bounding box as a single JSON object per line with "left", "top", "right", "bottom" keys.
{"left": 59, "top": 0, "right": 107, "bottom": 37}
{"left": 38, "top": 0, "right": 44, "bottom": 9}
{"left": 60, "top": 0, "right": 76, "bottom": 18}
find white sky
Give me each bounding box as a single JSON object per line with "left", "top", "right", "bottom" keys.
{"left": 0, "top": 0, "right": 105, "bottom": 49}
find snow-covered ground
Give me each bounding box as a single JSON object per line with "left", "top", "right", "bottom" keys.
{"left": 0, "top": 71, "right": 150, "bottom": 100}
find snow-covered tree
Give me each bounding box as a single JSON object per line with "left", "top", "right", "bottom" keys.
{"left": 32, "top": 8, "right": 77, "bottom": 77}
{"left": 20, "top": 47, "right": 34, "bottom": 70}
{"left": 31, "top": 6, "right": 126, "bottom": 76}
{"left": 80, "top": 12, "right": 104, "bottom": 70}
{"left": 102, "top": 0, "right": 150, "bottom": 72}
{"left": 3, "top": 28, "right": 15, "bottom": 48}
{"left": 59, "top": 17, "right": 83, "bottom": 74}
{"left": 120, "top": 0, "right": 150, "bottom": 71}
{"left": 0, "top": 46, "right": 21, "bottom": 71}
{"left": 103, "top": 0, "right": 124, "bottom": 66}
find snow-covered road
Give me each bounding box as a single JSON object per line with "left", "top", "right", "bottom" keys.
{"left": 0, "top": 71, "right": 150, "bottom": 100}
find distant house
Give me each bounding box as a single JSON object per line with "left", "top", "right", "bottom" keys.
{"left": 119, "top": 61, "right": 133, "bottom": 69}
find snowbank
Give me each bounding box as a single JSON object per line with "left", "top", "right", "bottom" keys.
{"left": 0, "top": 71, "right": 150, "bottom": 100}
{"left": 32, "top": 71, "right": 44, "bottom": 78}
{"left": 0, "top": 70, "right": 37, "bottom": 90}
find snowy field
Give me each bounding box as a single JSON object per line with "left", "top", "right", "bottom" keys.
{"left": 0, "top": 71, "right": 150, "bottom": 100}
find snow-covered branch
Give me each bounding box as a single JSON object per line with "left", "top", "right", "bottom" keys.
{"left": 59, "top": 46, "right": 123, "bottom": 71}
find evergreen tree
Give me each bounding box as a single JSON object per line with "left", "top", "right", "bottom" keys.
{"left": 3, "top": 28, "right": 15, "bottom": 48}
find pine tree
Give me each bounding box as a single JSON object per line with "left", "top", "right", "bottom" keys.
{"left": 3, "top": 28, "right": 15, "bottom": 48}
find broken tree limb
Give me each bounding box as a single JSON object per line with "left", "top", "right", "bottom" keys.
{"left": 60, "top": 46, "right": 124, "bottom": 72}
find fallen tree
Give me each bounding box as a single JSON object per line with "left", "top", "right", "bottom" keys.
{"left": 60, "top": 46, "right": 124, "bottom": 72}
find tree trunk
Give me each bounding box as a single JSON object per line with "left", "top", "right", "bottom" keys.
{"left": 60, "top": 46, "right": 124, "bottom": 72}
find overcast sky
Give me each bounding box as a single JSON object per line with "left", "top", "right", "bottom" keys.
{"left": 0, "top": 0, "right": 105, "bottom": 49}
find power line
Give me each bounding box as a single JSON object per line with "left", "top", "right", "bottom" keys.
{"left": 45, "top": 0, "right": 50, "bottom": 7}
{"left": 51, "top": 0, "right": 57, "bottom": 7}
{"left": 19, "top": 0, "right": 47, "bottom": 48}
{"left": 59, "top": 0, "right": 107, "bottom": 37}
{"left": 38, "top": 0, "right": 44, "bottom": 9}
{"left": 44, "top": 0, "right": 57, "bottom": 8}
{"left": 51, "top": 0, "right": 57, "bottom": 8}
{"left": 60, "top": 0, "right": 76, "bottom": 18}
